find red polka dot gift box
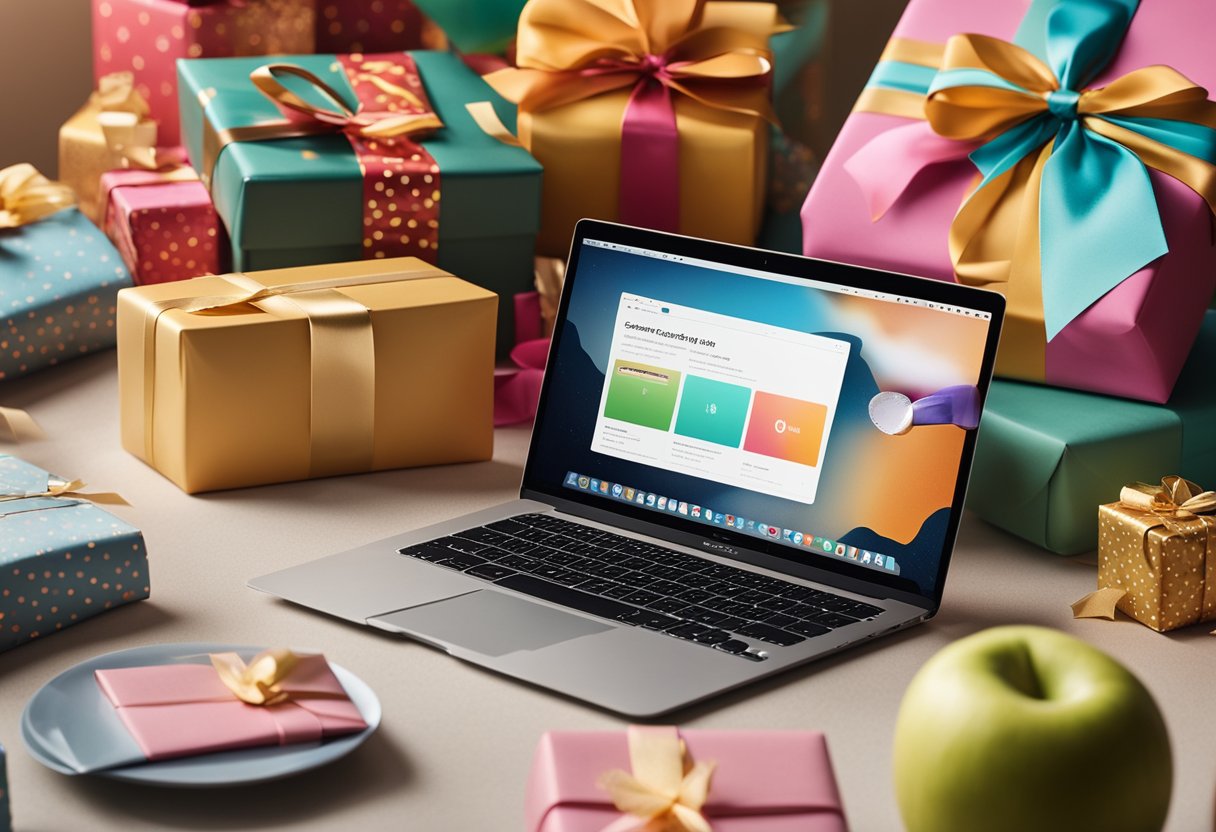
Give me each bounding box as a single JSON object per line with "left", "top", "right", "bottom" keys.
{"left": 0, "top": 455, "right": 150, "bottom": 654}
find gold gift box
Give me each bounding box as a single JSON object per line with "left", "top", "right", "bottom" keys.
{"left": 507, "top": 3, "right": 776, "bottom": 257}
{"left": 117, "top": 258, "right": 496, "bottom": 493}
{"left": 1097, "top": 497, "right": 1216, "bottom": 632}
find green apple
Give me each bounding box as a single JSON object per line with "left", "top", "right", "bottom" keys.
{"left": 893, "top": 626, "right": 1171, "bottom": 832}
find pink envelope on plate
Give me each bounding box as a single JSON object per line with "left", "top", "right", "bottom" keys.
{"left": 95, "top": 654, "right": 368, "bottom": 762}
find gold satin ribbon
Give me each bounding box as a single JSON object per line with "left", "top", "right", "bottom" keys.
{"left": 0, "top": 164, "right": 76, "bottom": 229}
{"left": 855, "top": 34, "right": 1216, "bottom": 373}
{"left": 136, "top": 267, "right": 444, "bottom": 478}
{"left": 92, "top": 72, "right": 183, "bottom": 173}
{"left": 485, "top": 0, "right": 786, "bottom": 123}
{"left": 211, "top": 649, "right": 300, "bottom": 706}
{"left": 598, "top": 726, "right": 716, "bottom": 832}
{"left": 202, "top": 63, "right": 444, "bottom": 188}
{"left": 0, "top": 476, "right": 129, "bottom": 519}
{"left": 0, "top": 405, "right": 45, "bottom": 443}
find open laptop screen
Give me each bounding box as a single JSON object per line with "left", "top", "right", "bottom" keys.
{"left": 523, "top": 223, "right": 1003, "bottom": 606}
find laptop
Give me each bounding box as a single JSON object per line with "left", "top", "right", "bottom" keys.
{"left": 249, "top": 220, "right": 1005, "bottom": 717}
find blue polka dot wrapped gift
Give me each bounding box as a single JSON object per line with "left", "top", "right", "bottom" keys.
{"left": 0, "top": 455, "right": 149, "bottom": 653}
{"left": 0, "top": 164, "right": 133, "bottom": 382}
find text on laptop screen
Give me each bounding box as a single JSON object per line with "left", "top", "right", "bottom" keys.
{"left": 529, "top": 239, "right": 994, "bottom": 598}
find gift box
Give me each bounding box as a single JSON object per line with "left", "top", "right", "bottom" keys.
{"left": 178, "top": 50, "right": 541, "bottom": 354}
{"left": 966, "top": 311, "right": 1216, "bottom": 555}
{"left": 410, "top": 0, "right": 527, "bottom": 55}
{"left": 95, "top": 650, "right": 367, "bottom": 763}
{"left": 527, "top": 726, "right": 847, "bottom": 831}
{"left": 0, "top": 166, "right": 133, "bottom": 382}
{"left": 58, "top": 73, "right": 186, "bottom": 226}
{"left": 92, "top": 0, "right": 316, "bottom": 147}
{"left": 487, "top": 0, "right": 785, "bottom": 257}
{"left": 1094, "top": 477, "right": 1216, "bottom": 632}
{"left": 101, "top": 169, "right": 226, "bottom": 285}
{"left": 0, "top": 455, "right": 150, "bottom": 653}
{"left": 801, "top": 0, "right": 1216, "bottom": 403}
{"left": 314, "top": 0, "right": 429, "bottom": 54}
{"left": 117, "top": 257, "right": 495, "bottom": 493}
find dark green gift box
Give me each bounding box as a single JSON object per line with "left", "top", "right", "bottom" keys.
{"left": 178, "top": 50, "right": 542, "bottom": 352}
{"left": 966, "top": 311, "right": 1216, "bottom": 555}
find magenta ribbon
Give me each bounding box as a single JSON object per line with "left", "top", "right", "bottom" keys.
{"left": 617, "top": 61, "right": 681, "bottom": 232}
{"left": 494, "top": 291, "right": 550, "bottom": 426}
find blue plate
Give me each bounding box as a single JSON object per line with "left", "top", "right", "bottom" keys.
{"left": 21, "top": 642, "right": 381, "bottom": 787}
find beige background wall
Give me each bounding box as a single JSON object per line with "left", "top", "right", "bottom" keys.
{"left": 0, "top": 0, "right": 94, "bottom": 175}
{"left": 0, "top": 0, "right": 908, "bottom": 179}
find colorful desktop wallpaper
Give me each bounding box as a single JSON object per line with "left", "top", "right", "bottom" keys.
{"left": 529, "top": 243, "right": 992, "bottom": 597}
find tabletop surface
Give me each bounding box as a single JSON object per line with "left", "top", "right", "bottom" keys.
{"left": 1, "top": 352, "right": 1213, "bottom": 832}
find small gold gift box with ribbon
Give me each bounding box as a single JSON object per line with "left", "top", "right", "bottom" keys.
{"left": 116, "top": 257, "right": 496, "bottom": 493}
{"left": 58, "top": 73, "right": 192, "bottom": 226}
{"left": 1093, "top": 477, "right": 1216, "bottom": 632}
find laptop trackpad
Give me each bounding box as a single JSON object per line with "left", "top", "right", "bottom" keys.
{"left": 369, "top": 590, "right": 612, "bottom": 656}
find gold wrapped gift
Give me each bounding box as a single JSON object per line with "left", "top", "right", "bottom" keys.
{"left": 117, "top": 258, "right": 496, "bottom": 493}
{"left": 489, "top": 0, "right": 785, "bottom": 256}
{"left": 58, "top": 73, "right": 182, "bottom": 225}
{"left": 1095, "top": 477, "right": 1216, "bottom": 632}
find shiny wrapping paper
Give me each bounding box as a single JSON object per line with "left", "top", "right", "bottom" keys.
{"left": 0, "top": 207, "right": 133, "bottom": 382}
{"left": 177, "top": 50, "right": 541, "bottom": 355}
{"left": 117, "top": 258, "right": 496, "bottom": 493}
{"left": 101, "top": 170, "right": 226, "bottom": 285}
{"left": 92, "top": 0, "right": 316, "bottom": 147}
{"left": 801, "top": 0, "right": 1216, "bottom": 403}
{"left": 0, "top": 455, "right": 150, "bottom": 653}
{"left": 1097, "top": 498, "right": 1216, "bottom": 632}
{"left": 966, "top": 311, "right": 1216, "bottom": 555}
{"left": 527, "top": 728, "right": 848, "bottom": 832}
{"left": 492, "top": 1, "right": 781, "bottom": 257}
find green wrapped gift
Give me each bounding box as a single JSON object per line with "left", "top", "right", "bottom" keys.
{"left": 967, "top": 311, "right": 1216, "bottom": 555}
{"left": 178, "top": 50, "right": 541, "bottom": 353}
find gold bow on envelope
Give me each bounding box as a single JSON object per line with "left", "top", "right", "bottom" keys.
{"left": 598, "top": 726, "right": 716, "bottom": 832}
{"left": 211, "top": 648, "right": 301, "bottom": 706}
{"left": 0, "top": 164, "right": 76, "bottom": 229}
{"left": 1073, "top": 476, "right": 1216, "bottom": 632}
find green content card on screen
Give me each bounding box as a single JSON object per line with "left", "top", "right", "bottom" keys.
{"left": 603, "top": 361, "right": 682, "bottom": 431}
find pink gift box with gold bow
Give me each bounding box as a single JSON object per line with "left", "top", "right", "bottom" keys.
{"left": 526, "top": 727, "right": 848, "bottom": 832}
{"left": 95, "top": 652, "right": 367, "bottom": 761}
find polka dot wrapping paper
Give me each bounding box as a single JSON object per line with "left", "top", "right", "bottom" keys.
{"left": 101, "top": 171, "right": 226, "bottom": 285}
{"left": 91, "top": 0, "right": 317, "bottom": 147}
{"left": 1097, "top": 502, "right": 1216, "bottom": 632}
{"left": 0, "top": 455, "right": 150, "bottom": 653}
{"left": 0, "top": 208, "right": 133, "bottom": 383}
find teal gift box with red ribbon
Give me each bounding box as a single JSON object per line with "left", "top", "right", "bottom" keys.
{"left": 802, "top": 0, "right": 1216, "bottom": 403}
{"left": 177, "top": 50, "right": 541, "bottom": 354}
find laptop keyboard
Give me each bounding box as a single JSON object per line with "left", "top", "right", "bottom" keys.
{"left": 397, "top": 513, "right": 884, "bottom": 662}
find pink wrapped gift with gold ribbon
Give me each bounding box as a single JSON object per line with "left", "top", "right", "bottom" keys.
{"left": 801, "top": 0, "right": 1216, "bottom": 403}
{"left": 95, "top": 650, "right": 367, "bottom": 762}
{"left": 527, "top": 727, "right": 848, "bottom": 832}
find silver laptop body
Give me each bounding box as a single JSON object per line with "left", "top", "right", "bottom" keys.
{"left": 250, "top": 220, "right": 1005, "bottom": 717}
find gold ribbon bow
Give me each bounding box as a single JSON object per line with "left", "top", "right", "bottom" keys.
{"left": 927, "top": 35, "right": 1216, "bottom": 289}
{"left": 202, "top": 63, "right": 444, "bottom": 188}
{"left": 92, "top": 72, "right": 181, "bottom": 172}
{"left": 485, "top": 0, "right": 785, "bottom": 120}
{"left": 598, "top": 726, "right": 716, "bottom": 832}
{"left": 0, "top": 164, "right": 76, "bottom": 229}
{"left": 0, "top": 476, "right": 128, "bottom": 519}
{"left": 211, "top": 648, "right": 301, "bottom": 706}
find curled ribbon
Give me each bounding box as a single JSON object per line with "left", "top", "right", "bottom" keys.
{"left": 487, "top": 0, "right": 785, "bottom": 232}
{"left": 598, "top": 726, "right": 716, "bottom": 832}
{"left": 848, "top": 0, "right": 1216, "bottom": 350}
{"left": 203, "top": 61, "right": 443, "bottom": 187}
{"left": 92, "top": 72, "right": 184, "bottom": 173}
{"left": 211, "top": 648, "right": 300, "bottom": 706}
{"left": 0, "top": 164, "right": 76, "bottom": 229}
{"left": 0, "top": 405, "right": 45, "bottom": 443}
